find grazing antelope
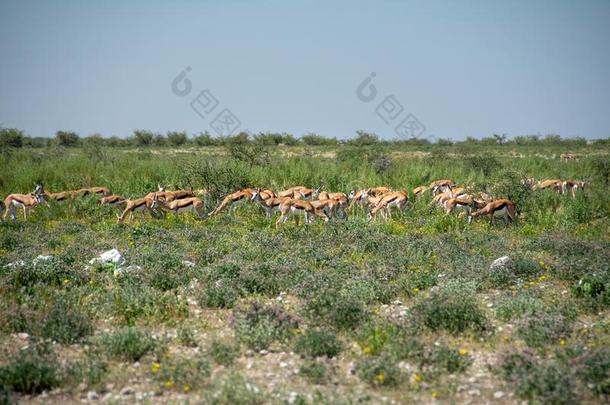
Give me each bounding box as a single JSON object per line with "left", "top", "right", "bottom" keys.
{"left": 151, "top": 193, "right": 205, "bottom": 219}
{"left": 444, "top": 195, "right": 475, "bottom": 216}
{"left": 319, "top": 191, "right": 349, "bottom": 218}
{"left": 535, "top": 179, "right": 563, "bottom": 193}
{"left": 521, "top": 177, "right": 537, "bottom": 190}
{"left": 348, "top": 187, "right": 391, "bottom": 209}
{"left": 279, "top": 186, "right": 320, "bottom": 200}
{"left": 560, "top": 153, "right": 576, "bottom": 162}
{"left": 3, "top": 184, "right": 47, "bottom": 221}
{"left": 275, "top": 198, "right": 328, "bottom": 227}
{"left": 429, "top": 180, "right": 455, "bottom": 195}
{"left": 562, "top": 180, "right": 590, "bottom": 198}
{"left": 468, "top": 199, "right": 516, "bottom": 225}
{"left": 74, "top": 187, "right": 112, "bottom": 198}
{"left": 117, "top": 196, "right": 156, "bottom": 223}
{"left": 45, "top": 190, "right": 75, "bottom": 202}
{"left": 100, "top": 194, "right": 127, "bottom": 213}
{"left": 255, "top": 196, "right": 290, "bottom": 218}
{"left": 432, "top": 188, "right": 467, "bottom": 206}
{"left": 209, "top": 188, "right": 259, "bottom": 217}
{"left": 368, "top": 190, "right": 409, "bottom": 220}
{"left": 412, "top": 186, "right": 428, "bottom": 196}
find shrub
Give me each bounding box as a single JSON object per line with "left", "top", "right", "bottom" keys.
{"left": 208, "top": 340, "right": 239, "bottom": 367}
{"left": 464, "top": 155, "right": 502, "bottom": 176}
{"left": 205, "top": 373, "right": 264, "bottom": 405}
{"left": 412, "top": 281, "right": 488, "bottom": 335}
{"left": 151, "top": 355, "right": 210, "bottom": 392}
{"left": 306, "top": 291, "right": 368, "bottom": 330}
{"left": 495, "top": 294, "right": 545, "bottom": 321}
{"left": 294, "top": 329, "right": 342, "bottom": 358}
{"left": 499, "top": 351, "right": 575, "bottom": 404}
{"left": 199, "top": 282, "right": 240, "bottom": 309}
{"left": 299, "top": 362, "right": 328, "bottom": 384}
{"left": 100, "top": 327, "right": 156, "bottom": 361}
{"left": 0, "top": 345, "right": 61, "bottom": 394}
{"left": 516, "top": 311, "right": 572, "bottom": 349}
{"left": 572, "top": 273, "right": 609, "bottom": 311}
{"left": 0, "top": 127, "right": 24, "bottom": 148}
{"left": 233, "top": 300, "right": 299, "bottom": 351}
{"left": 177, "top": 324, "right": 198, "bottom": 347}
{"left": 55, "top": 130, "right": 80, "bottom": 147}
{"left": 356, "top": 353, "right": 401, "bottom": 387}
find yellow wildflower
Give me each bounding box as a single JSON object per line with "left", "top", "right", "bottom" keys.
{"left": 183, "top": 384, "right": 190, "bottom": 392}
{"left": 63, "top": 279, "right": 70, "bottom": 285}
{"left": 164, "top": 379, "right": 174, "bottom": 388}
{"left": 363, "top": 346, "right": 373, "bottom": 354}
{"left": 431, "top": 391, "right": 439, "bottom": 398}
{"left": 458, "top": 348, "right": 468, "bottom": 356}
{"left": 375, "top": 373, "right": 385, "bottom": 383}
{"left": 560, "top": 339, "right": 566, "bottom": 346}
{"left": 151, "top": 362, "right": 161, "bottom": 373}
{"left": 414, "top": 373, "right": 422, "bottom": 382}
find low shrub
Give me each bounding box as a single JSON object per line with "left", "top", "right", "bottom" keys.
{"left": 100, "top": 327, "right": 156, "bottom": 361}
{"left": 294, "top": 329, "right": 342, "bottom": 358}
{"left": 208, "top": 340, "right": 239, "bottom": 367}
{"left": 411, "top": 280, "right": 489, "bottom": 335}
{"left": 232, "top": 300, "right": 299, "bottom": 351}
{"left": 356, "top": 353, "right": 401, "bottom": 387}
{"left": 0, "top": 345, "right": 61, "bottom": 394}
{"left": 150, "top": 355, "right": 210, "bottom": 393}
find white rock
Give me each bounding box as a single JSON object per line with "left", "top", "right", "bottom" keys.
{"left": 493, "top": 391, "right": 504, "bottom": 399}
{"left": 113, "top": 265, "right": 142, "bottom": 276}
{"left": 89, "top": 249, "right": 125, "bottom": 266}
{"left": 87, "top": 391, "right": 99, "bottom": 401}
{"left": 120, "top": 387, "right": 134, "bottom": 396}
{"left": 5, "top": 260, "right": 26, "bottom": 268}
{"left": 17, "top": 332, "right": 30, "bottom": 340}
{"left": 181, "top": 260, "right": 196, "bottom": 267}
{"left": 490, "top": 256, "right": 512, "bottom": 270}
{"left": 467, "top": 389, "right": 481, "bottom": 396}
{"left": 33, "top": 255, "right": 53, "bottom": 265}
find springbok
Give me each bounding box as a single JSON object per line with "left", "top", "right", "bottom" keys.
{"left": 468, "top": 199, "right": 516, "bottom": 225}
{"left": 348, "top": 187, "right": 391, "bottom": 209}
{"left": 100, "top": 195, "right": 127, "bottom": 213}
{"left": 3, "top": 183, "right": 47, "bottom": 221}
{"left": 278, "top": 186, "right": 320, "bottom": 200}
{"left": 429, "top": 180, "right": 455, "bottom": 195}
{"left": 209, "top": 188, "right": 259, "bottom": 217}
{"left": 117, "top": 196, "right": 157, "bottom": 223}
{"left": 74, "top": 187, "right": 112, "bottom": 197}
{"left": 562, "top": 180, "right": 590, "bottom": 198}
{"left": 275, "top": 198, "right": 329, "bottom": 227}
{"left": 151, "top": 193, "right": 205, "bottom": 219}
{"left": 368, "top": 190, "right": 409, "bottom": 220}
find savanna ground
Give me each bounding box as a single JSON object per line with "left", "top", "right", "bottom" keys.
{"left": 1, "top": 139, "right": 609, "bottom": 404}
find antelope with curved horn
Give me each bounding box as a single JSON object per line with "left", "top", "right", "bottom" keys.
{"left": 468, "top": 199, "right": 516, "bottom": 225}
{"left": 209, "top": 188, "right": 259, "bottom": 217}
{"left": 100, "top": 195, "right": 127, "bottom": 213}
{"left": 117, "top": 196, "right": 157, "bottom": 223}
{"left": 275, "top": 198, "right": 329, "bottom": 227}
{"left": 3, "top": 183, "right": 47, "bottom": 221}
{"left": 150, "top": 193, "right": 205, "bottom": 219}
{"left": 348, "top": 187, "right": 391, "bottom": 209}
{"left": 368, "top": 190, "right": 409, "bottom": 220}
{"left": 429, "top": 180, "right": 455, "bottom": 195}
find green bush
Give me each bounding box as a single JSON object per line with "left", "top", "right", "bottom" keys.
{"left": 516, "top": 311, "right": 572, "bottom": 349}
{"left": 233, "top": 300, "right": 299, "bottom": 351}
{"left": 0, "top": 345, "right": 61, "bottom": 394}
{"left": 499, "top": 351, "right": 575, "bottom": 404}
{"left": 356, "top": 353, "right": 401, "bottom": 387}
{"left": 299, "top": 362, "right": 328, "bottom": 384}
{"left": 208, "top": 340, "right": 239, "bottom": 366}
{"left": 412, "top": 281, "right": 489, "bottom": 335}
{"left": 294, "top": 329, "right": 342, "bottom": 358}
{"left": 100, "top": 327, "right": 156, "bottom": 361}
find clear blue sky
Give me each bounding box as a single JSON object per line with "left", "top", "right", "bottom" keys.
{"left": 1, "top": 0, "right": 609, "bottom": 140}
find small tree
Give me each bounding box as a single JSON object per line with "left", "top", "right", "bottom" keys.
{"left": 0, "top": 127, "right": 24, "bottom": 148}
{"left": 194, "top": 131, "right": 215, "bottom": 146}
{"left": 55, "top": 131, "right": 80, "bottom": 147}
{"left": 133, "top": 130, "right": 154, "bottom": 146}
{"left": 348, "top": 130, "right": 379, "bottom": 146}
{"left": 166, "top": 131, "right": 188, "bottom": 147}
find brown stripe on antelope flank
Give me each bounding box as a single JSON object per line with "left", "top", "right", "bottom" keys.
{"left": 133, "top": 200, "right": 147, "bottom": 208}
{"left": 494, "top": 202, "right": 509, "bottom": 211}
{"left": 12, "top": 197, "right": 27, "bottom": 205}
{"left": 385, "top": 196, "right": 398, "bottom": 204}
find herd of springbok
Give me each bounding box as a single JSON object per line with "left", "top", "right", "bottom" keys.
{"left": 1, "top": 175, "right": 590, "bottom": 226}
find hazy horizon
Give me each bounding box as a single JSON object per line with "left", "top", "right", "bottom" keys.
{"left": 1, "top": 0, "right": 609, "bottom": 141}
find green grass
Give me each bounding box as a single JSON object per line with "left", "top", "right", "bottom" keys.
{"left": 0, "top": 144, "right": 608, "bottom": 403}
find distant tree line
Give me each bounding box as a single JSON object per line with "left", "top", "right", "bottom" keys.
{"left": 0, "top": 127, "right": 607, "bottom": 149}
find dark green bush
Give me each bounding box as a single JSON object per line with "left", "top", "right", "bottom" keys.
{"left": 208, "top": 340, "right": 239, "bottom": 367}
{"left": 0, "top": 345, "right": 61, "bottom": 394}
{"left": 233, "top": 300, "right": 299, "bottom": 351}
{"left": 412, "top": 281, "right": 489, "bottom": 335}
{"left": 294, "top": 329, "right": 342, "bottom": 358}
{"left": 100, "top": 327, "right": 156, "bottom": 361}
